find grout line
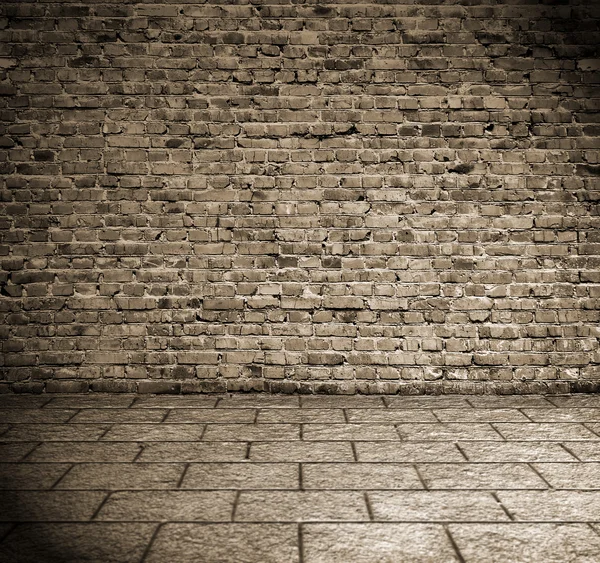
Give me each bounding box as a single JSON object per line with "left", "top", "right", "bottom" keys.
{"left": 527, "top": 463, "right": 554, "bottom": 489}
{"left": 342, "top": 409, "right": 349, "bottom": 423}
{"left": 176, "top": 463, "right": 190, "bottom": 489}
{"left": 454, "top": 443, "right": 469, "bottom": 461}
{"left": 559, "top": 442, "right": 582, "bottom": 462}
{"left": 491, "top": 492, "right": 515, "bottom": 521}
{"left": 0, "top": 523, "right": 15, "bottom": 543}
{"left": 431, "top": 410, "right": 443, "bottom": 423}
{"left": 464, "top": 398, "right": 475, "bottom": 408}
{"left": 489, "top": 423, "right": 507, "bottom": 441}
{"left": 0, "top": 425, "right": 11, "bottom": 438}
{"left": 160, "top": 410, "right": 171, "bottom": 423}
{"left": 518, "top": 408, "right": 535, "bottom": 422}
{"left": 583, "top": 423, "right": 600, "bottom": 439}
{"left": 214, "top": 397, "right": 222, "bottom": 408}
{"left": 444, "top": 525, "right": 466, "bottom": 563}
{"left": 231, "top": 491, "right": 242, "bottom": 523}
{"left": 50, "top": 464, "right": 75, "bottom": 489}
{"left": 589, "top": 523, "right": 600, "bottom": 538}
{"left": 66, "top": 409, "right": 82, "bottom": 423}
{"left": 90, "top": 491, "right": 112, "bottom": 520}
{"left": 97, "top": 426, "right": 113, "bottom": 440}
{"left": 245, "top": 442, "right": 251, "bottom": 460}
{"left": 378, "top": 396, "right": 387, "bottom": 408}
{"left": 351, "top": 442, "right": 358, "bottom": 462}
{"left": 139, "top": 522, "right": 163, "bottom": 563}
{"left": 253, "top": 409, "right": 259, "bottom": 424}
{"left": 299, "top": 423, "right": 304, "bottom": 441}
{"left": 363, "top": 491, "right": 374, "bottom": 521}
{"left": 414, "top": 464, "right": 429, "bottom": 490}
{"left": 299, "top": 463, "right": 304, "bottom": 491}
{"left": 132, "top": 444, "right": 146, "bottom": 463}
{"left": 298, "top": 523, "right": 305, "bottom": 563}
{"left": 19, "top": 441, "right": 43, "bottom": 462}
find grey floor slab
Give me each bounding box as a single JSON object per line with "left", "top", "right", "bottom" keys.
{"left": 302, "top": 463, "right": 423, "bottom": 490}
{"left": 565, "top": 442, "right": 600, "bottom": 462}
{"left": 54, "top": 463, "right": 185, "bottom": 490}
{"left": 101, "top": 424, "right": 206, "bottom": 441}
{"left": 97, "top": 490, "right": 236, "bottom": 522}
{"left": 235, "top": 491, "right": 369, "bottom": 522}
{"left": 0, "top": 409, "right": 78, "bottom": 424}
{"left": 219, "top": 395, "right": 300, "bottom": 408}
{"left": 457, "top": 441, "right": 577, "bottom": 462}
{"left": 386, "top": 396, "right": 471, "bottom": 409}
{"left": 26, "top": 442, "right": 142, "bottom": 463}
{"left": 433, "top": 408, "right": 529, "bottom": 423}
{"left": 132, "top": 395, "right": 219, "bottom": 408}
{"left": 368, "top": 491, "right": 510, "bottom": 522}
{"left": 521, "top": 408, "right": 600, "bottom": 423}
{"left": 532, "top": 463, "right": 600, "bottom": 490}
{"left": 0, "top": 491, "right": 106, "bottom": 522}
{"left": 1, "top": 424, "right": 111, "bottom": 442}
{"left": 449, "top": 523, "right": 600, "bottom": 563}
{"left": 548, "top": 395, "right": 600, "bottom": 408}
{"left": 250, "top": 441, "right": 355, "bottom": 462}
{"left": 498, "top": 490, "right": 600, "bottom": 522}
{"left": 303, "top": 423, "right": 399, "bottom": 441}
{"left": 166, "top": 408, "right": 256, "bottom": 423}
{"left": 145, "top": 523, "right": 299, "bottom": 563}
{"left": 494, "top": 422, "right": 600, "bottom": 441}
{"left": 396, "top": 423, "right": 502, "bottom": 441}
{"left": 0, "top": 442, "right": 37, "bottom": 462}
{"left": 70, "top": 408, "right": 167, "bottom": 423}
{"left": 202, "top": 423, "right": 300, "bottom": 441}
{"left": 417, "top": 463, "right": 548, "bottom": 490}
{"left": 467, "top": 396, "right": 555, "bottom": 408}
{"left": 257, "top": 408, "right": 345, "bottom": 423}
{"left": 182, "top": 462, "right": 298, "bottom": 490}
{"left": 0, "top": 522, "right": 155, "bottom": 563}
{"left": 355, "top": 441, "right": 465, "bottom": 462}
{"left": 346, "top": 409, "right": 437, "bottom": 423}
{"left": 0, "top": 396, "right": 50, "bottom": 409}
{"left": 303, "top": 523, "right": 461, "bottom": 562}
{"left": 0, "top": 463, "right": 71, "bottom": 490}
{"left": 45, "top": 395, "right": 136, "bottom": 409}
{"left": 138, "top": 441, "right": 247, "bottom": 462}
{"left": 301, "top": 396, "right": 385, "bottom": 408}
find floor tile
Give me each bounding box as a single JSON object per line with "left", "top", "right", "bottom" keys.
{"left": 167, "top": 409, "right": 256, "bottom": 423}
{"left": 55, "top": 463, "right": 185, "bottom": 490}
{"left": 494, "top": 423, "right": 599, "bottom": 441}
{"left": 303, "top": 424, "right": 398, "bottom": 441}
{"left": 457, "top": 441, "right": 576, "bottom": 462}
{"left": 0, "top": 442, "right": 38, "bottom": 462}
{"left": 467, "top": 396, "right": 554, "bottom": 408}
{"left": 0, "top": 523, "right": 155, "bottom": 563}
{"left": 449, "top": 523, "right": 600, "bottom": 563}
{"left": 418, "top": 463, "right": 547, "bottom": 490}
{"left": 45, "top": 395, "right": 136, "bottom": 409}
{"left": 533, "top": 463, "right": 600, "bottom": 490}
{"left": 346, "top": 409, "right": 437, "bottom": 423}
{"left": 145, "top": 524, "right": 299, "bottom": 563}
{"left": 70, "top": 409, "right": 167, "bottom": 423}
{"left": 396, "top": 423, "right": 502, "bottom": 441}
{"left": 355, "top": 442, "right": 465, "bottom": 462}
{"left": 521, "top": 408, "right": 600, "bottom": 423}
{"left": 257, "top": 409, "right": 345, "bottom": 423}
{"left": 101, "top": 424, "right": 205, "bottom": 441}
{"left": 369, "top": 491, "right": 509, "bottom": 522}
{"left": 202, "top": 423, "right": 299, "bottom": 441}
{"left": 386, "top": 396, "right": 471, "bottom": 409}
{"left": 548, "top": 395, "right": 600, "bottom": 408}
{"left": 303, "top": 523, "right": 460, "bottom": 562}
{"left": 302, "top": 463, "right": 423, "bottom": 490}
{"left": 0, "top": 409, "right": 77, "bottom": 424}
{"left": 434, "top": 408, "right": 529, "bottom": 423}
{"left": 0, "top": 463, "right": 70, "bottom": 490}
{"left": 182, "top": 463, "right": 298, "bottom": 490}
{"left": 138, "top": 442, "right": 247, "bottom": 462}
{"left": 219, "top": 395, "right": 300, "bottom": 408}
{"left": 235, "top": 491, "right": 368, "bottom": 522}
{"left": 499, "top": 491, "right": 600, "bottom": 522}
{"left": 0, "top": 491, "right": 106, "bottom": 522}
{"left": 250, "top": 441, "right": 354, "bottom": 462}
{"left": 0, "top": 396, "right": 50, "bottom": 409}
{"left": 565, "top": 442, "right": 600, "bottom": 462}
{"left": 301, "top": 396, "right": 385, "bottom": 408}
{"left": 26, "top": 442, "right": 142, "bottom": 463}
{"left": 1, "top": 424, "right": 111, "bottom": 442}
{"left": 132, "top": 395, "right": 218, "bottom": 408}
{"left": 97, "top": 491, "right": 235, "bottom": 522}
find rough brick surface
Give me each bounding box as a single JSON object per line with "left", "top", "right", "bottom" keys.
{"left": 0, "top": 1, "right": 599, "bottom": 394}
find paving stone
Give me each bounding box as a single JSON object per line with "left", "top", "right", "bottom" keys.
{"left": 45, "top": 396, "right": 136, "bottom": 409}
{"left": 301, "top": 396, "right": 385, "bottom": 408}
{"left": 303, "top": 523, "right": 460, "bottom": 562}
{"left": 565, "top": 442, "right": 600, "bottom": 462}
{"left": 303, "top": 424, "right": 398, "bottom": 441}
{"left": 235, "top": 491, "right": 368, "bottom": 522}
{"left": 0, "top": 491, "right": 106, "bottom": 521}
{"left": 167, "top": 408, "right": 256, "bottom": 423}
{"left": 346, "top": 409, "right": 437, "bottom": 423}
{"left": 494, "top": 423, "right": 600, "bottom": 441}
{"left": 521, "top": 408, "right": 600, "bottom": 423}
{"left": 0, "top": 396, "right": 51, "bottom": 409}
{"left": 1, "top": 424, "right": 111, "bottom": 442}
{"left": 0, "top": 442, "right": 37, "bottom": 462}
{"left": 257, "top": 409, "right": 345, "bottom": 423}
{"left": 250, "top": 442, "right": 354, "bottom": 462}
{"left": 182, "top": 462, "right": 298, "bottom": 490}
{"left": 369, "top": 491, "right": 509, "bottom": 522}
{"left": 0, "top": 463, "right": 71, "bottom": 490}
{"left": 101, "top": 424, "right": 206, "bottom": 441}
{"left": 386, "top": 397, "right": 472, "bottom": 409}
{"left": 467, "top": 396, "right": 555, "bottom": 408}
{"left": 532, "top": 463, "right": 600, "bottom": 490}
{"left": 145, "top": 524, "right": 299, "bottom": 563}
{"left": 70, "top": 409, "right": 167, "bottom": 423}
{"left": 434, "top": 409, "right": 529, "bottom": 423}
{"left": 0, "top": 523, "right": 155, "bottom": 563}
{"left": 396, "top": 423, "right": 502, "bottom": 441}
{"left": 202, "top": 423, "right": 299, "bottom": 441}
{"left": 303, "top": 463, "right": 423, "bottom": 490}
{"left": 55, "top": 463, "right": 185, "bottom": 490}
{"left": 97, "top": 491, "right": 235, "bottom": 522}
{"left": 138, "top": 442, "right": 247, "bottom": 462}
{"left": 132, "top": 395, "right": 219, "bottom": 408}
{"left": 26, "top": 442, "right": 142, "bottom": 463}
{"left": 457, "top": 441, "right": 577, "bottom": 462}
{"left": 449, "top": 523, "right": 600, "bottom": 563}
{"left": 355, "top": 442, "right": 465, "bottom": 462}
{"left": 0, "top": 409, "right": 78, "bottom": 423}
{"left": 498, "top": 491, "right": 600, "bottom": 522}
{"left": 418, "top": 463, "right": 548, "bottom": 490}
{"left": 548, "top": 396, "right": 600, "bottom": 408}
{"left": 219, "top": 395, "right": 300, "bottom": 408}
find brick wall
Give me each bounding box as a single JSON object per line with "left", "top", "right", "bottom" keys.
{"left": 1, "top": 0, "right": 599, "bottom": 394}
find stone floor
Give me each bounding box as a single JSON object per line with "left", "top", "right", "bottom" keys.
{"left": 0, "top": 393, "right": 600, "bottom": 562}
